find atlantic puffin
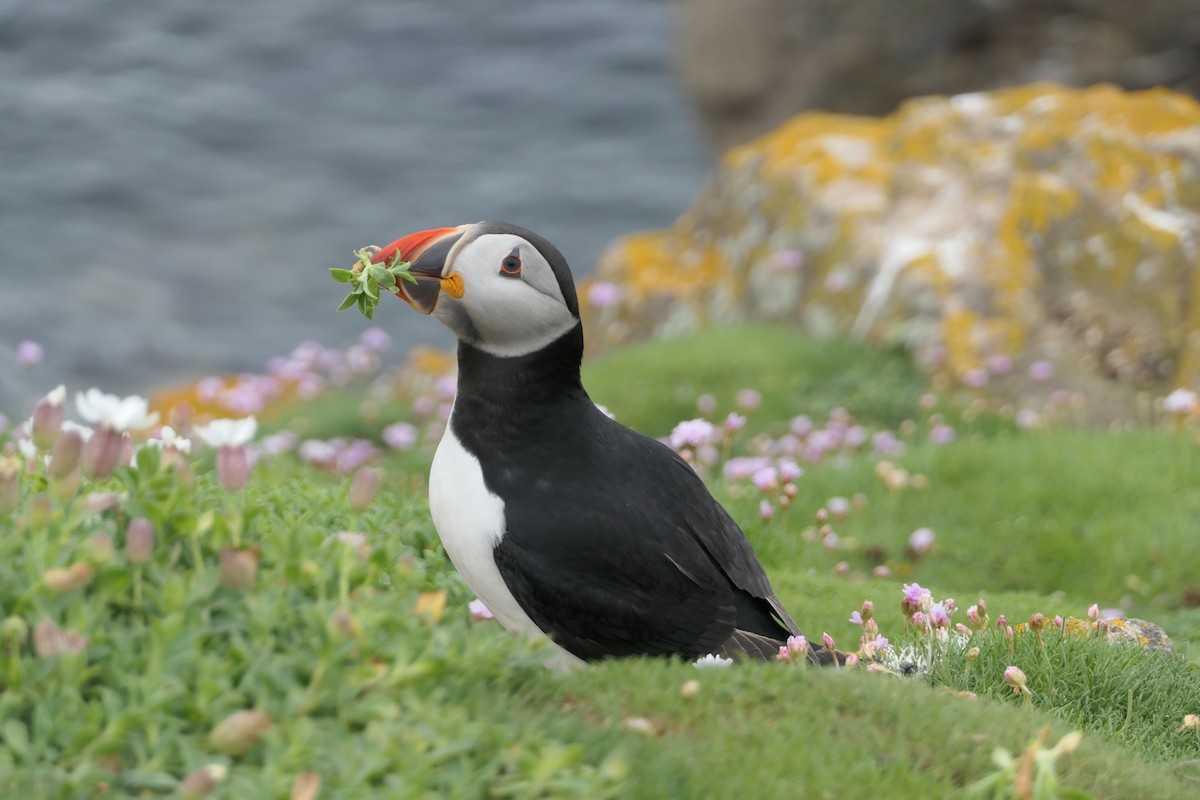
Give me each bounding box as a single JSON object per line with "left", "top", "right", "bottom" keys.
{"left": 374, "top": 221, "right": 837, "bottom": 666}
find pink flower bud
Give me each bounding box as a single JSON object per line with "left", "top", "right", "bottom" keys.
{"left": 348, "top": 466, "right": 382, "bottom": 511}
{"left": 834, "top": 561, "right": 849, "bottom": 575}
{"left": 219, "top": 546, "right": 258, "bottom": 589}
{"left": 16, "top": 340, "right": 43, "bottom": 369}
{"left": 1004, "top": 665, "right": 1030, "bottom": 696}
{"left": 1087, "top": 603, "right": 1099, "bottom": 621}
{"left": 468, "top": 599, "right": 494, "bottom": 621}
{"left": 32, "top": 618, "right": 89, "bottom": 658}
{"left": 1054, "top": 615, "right": 1064, "bottom": 628}
{"left": 208, "top": 709, "right": 272, "bottom": 756}
{"left": 955, "top": 623, "right": 971, "bottom": 635}
{"left": 126, "top": 518, "right": 155, "bottom": 564}
{"left": 822, "top": 632, "right": 835, "bottom": 652}
{"left": 0, "top": 457, "right": 20, "bottom": 517}
{"left": 31, "top": 389, "right": 64, "bottom": 450}
{"left": 1006, "top": 625, "right": 1015, "bottom": 646}
{"left": 1029, "top": 612, "right": 1045, "bottom": 631}
{"left": 43, "top": 562, "right": 94, "bottom": 592}
{"left": 776, "top": 646, "right": 791, "bottom": 662}
{"left": 996, "top": 614, "right": 1007, "bottom": 628}
{"left": 179, "top": 765, "right": 227, "bottom": 799}
{"left": 911, "top": 611, "right": 928, "bottom": 630}
{"left": 217, "top": 445, "right": 251, "bottom": 492}
{"left": 47, "top": 429, "right": 83, "bottom": 480}
{"left": 844, "top": 653, "right": 859, "bottom": 667}
{"left": 81, "top": 427, "right": 126, "bottom": 479}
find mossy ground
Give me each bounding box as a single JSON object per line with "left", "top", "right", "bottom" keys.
{"left": 3, "top": 326, "right": 1199, "bottom": 798}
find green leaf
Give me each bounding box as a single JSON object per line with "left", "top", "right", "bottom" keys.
{"left": 329, "top": 268, "right": 355, "bottom": 283}
{"left": 367, "top": 263, "right": 390, "bottom": 284}
{"left": 375, "top": 270, "right": 397, "bottom": 289}
{"left": 2, "top": 719, "right": 29, "bottom": 761}
{"left": 337, "top": 291, "right": 357, "bottom": 311}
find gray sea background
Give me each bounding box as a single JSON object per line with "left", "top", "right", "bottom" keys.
{"left": 0, "top": 0, "right": 703, "bottom": 411}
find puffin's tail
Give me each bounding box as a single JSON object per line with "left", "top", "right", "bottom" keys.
{"left": 718, "top": 628, "right": 848, "bottom": 666}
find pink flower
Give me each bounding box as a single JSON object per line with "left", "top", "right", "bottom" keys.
{"left": 901, "top": 583, "right": 930, "bottom": 613}
{"left": 383, "top": 422, "right": 418, "bottom": 451}
{"left": 986, "top": 354, "right": 1014, "bottom": 376}
{"left": 696, "top": 394, "right": 717, "bottom": 415}
{"left": 669, "top": 419, "right": 716, "bottom": 450}
{"left": 872, "top": 565, "right": 891, "bottom": 579}
{"left": 736, "top": 389, "right": 762, "bottom": 411}
{"left": 468, "top": 599, "right": 494, "bottom": 621}
{"left": 955, "top": 623, "right": 971, "bottom": 635}
{"left": 790, "top": 415, "right": 813, "bottom": 437}
{"left": 1163, "top": 389, "right": 1198, "bottom": 414}
{"left": 844, "top": 653, "right": 859, "bottom": 667}
{"left": 752, "top": 467, "right": 779, "bottom": 492}
{"left": 929, "top": 424, "right": 956, "bottom": 445}
{"left": 908, "top": 527, "right": 935, "bottom": 555}
{"left": 871, "top": 431, "right": 903, "bottom": 456}
{"left": 1029, "top": 360, "right": 1055, "bottom": 382}
{"left": 929, "top": 602, "right": 950, "bottom": 628}
{"left": 997, "top": 614, "right": 1007, "bottom": 627}
{"left": 359, "top": 327, "right": 391, "bottom": 352}
{"left": 758, "top": 499, "right": 774, "bottom": 521}
{"left": 16, "top": 340, "right": 43, "bottom": 369}
{"left": 911, "top": 611, "right": 928, "bottom": 630}
{"left": 778, "top": 460, "right": 803, "bottom": 482}
{"left": 834, "top": 561, "right": 849, "bottom": 575}
{"left": 786, "top": 635, "right": 808, "bottom": 658}
{"left": 962, "top": 368, "right": 989, "bottom": 388}
{"left": 723, "top": 412, "right": 747, "bottom": 433}
{"left": 849, "top": 611, "right": 863, "bottom": 626}
{"left": 1015, "top": 409, "right": 1041, "bottom": 430}
{"left": 586, "top": 282, "right": 623, "bottom": 308}
{"left": 1087, "top": 603, "right": 1099, "bottom": 621}
{"left": 826, "top": 496, "right": 851, "bottom": 517}
{"left": 844, "top": 426, "right": 867, "bottom": 448}
{"left": 772, "top": 249, "right": 804, "bottom": 271}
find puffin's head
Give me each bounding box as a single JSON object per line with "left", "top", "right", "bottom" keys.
{"left": 374, "top": 221, "right": 580, "bottom": 358}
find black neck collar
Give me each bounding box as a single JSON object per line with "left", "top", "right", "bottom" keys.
{"left": 454, "top": 323, "right": 587, "bottom": 412}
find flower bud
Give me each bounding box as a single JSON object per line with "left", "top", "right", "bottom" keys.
{"left": 178, "top": 764, "right": 228, "bottom": 799}
{"left": 348, "top": 467, "right": 382, "bottom": 511}
{"left": 786, "top": 634, "right": 808, "bottom": 658}
{"left": 955, "top": 623, "right": 971, "bottom": 636}
{"left": 965, "top": 646, "right": 980, "bottom": 662}
{"left": 217, "top": 445, "right": 251, "bottom": 492}
{"left": 43, "top": 562, "right": 94, "bottom": 592}
{"left": 911, "top": 611, "right": 927, "bottom": 630}
{"left": 219, "top": 546, "right": 258, "bottom": 589}
{"left": 822, "top": 632, "right": 836, "bottom": 652}
{"left": 860, "top": 600, "right": 874, "bottom": 621}
{"left": 291, "top": 772, "right": 322, "bottom": 800}
{"left": 1, "top": 616, "right": 29, "bottom": 650}
{"left": 1003, "top": 665, "right": 1030, "bottom": 696}
{"left": 46, "top": 429, "right": 83, "bottom": 480}
{"left": 327, "top": 607, "right": 362, "bottom": 641}
{"left": 32, "top": 619, "right": 89, "bottom": 657}
{"left": 844, "top": 653, "right": 859, "bottom": 667}
{"left": 208, "top": 709, "right": 272, "bottom": 756}
{"left": 1029, "top": 612, "right": 1045, "bottom": 631}
{"left": 996, "top": 614, "right": 1007, "bottom": 628}
{"left": 1005, "top": 625, "right": 1015, "bottom": 646}
{"left": 82, "top": 427, "right": 126, "bottom": 480}
{"left": 0, "top": 456, "right": 20, "bottom": 516}
{"left": 776, "top": 645, "right": 791, "bottom": 662}
{"left": 1087, "top": 603, "right": 1099, "bottom": 621}
{"left": 87, "top": 531, "right": 116, "bottom": 563}
{"left": 680, "top": 680, "right": 701, "bottom": 699}
{"left": 126, "top": 518, "right": 155, "bottom": 564}
{"left": 31, "top": 386, "right": 66, "bottom": 451}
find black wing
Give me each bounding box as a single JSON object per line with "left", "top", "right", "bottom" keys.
{"left": 490, "top": 415, "right": 798, "bottom": 661}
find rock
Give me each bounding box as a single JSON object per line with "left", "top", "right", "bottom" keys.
{"left": 585, "top": 84, "right": 1200, "bottom": 422}
{"left": 675, "top": 0, "right": 1200, "bottom": 154}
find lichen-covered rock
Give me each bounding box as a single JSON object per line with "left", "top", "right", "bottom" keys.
{"left": 586, "top": 84, "right": 1200, "bottom": 421}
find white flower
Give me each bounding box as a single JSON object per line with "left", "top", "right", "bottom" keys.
{"left": 43, "top": 385, "right": 67, "bottom": 407}
{"left": 193, "top": 417, "right": 257, "bottom": 448}
{"left": 75, "top": 389, "right": 159, "bottom": 431}
{"left": 1163, "top": 388, "right": 1198, "bottom": 414}
{"left": 62, "top": 420, "right": 94, "bottom": 443}
{"left": 146, "top": 425, "right": 192, "bottom": 453}
{"left": 693, "top": 653, "right": 733, "bottom": 669}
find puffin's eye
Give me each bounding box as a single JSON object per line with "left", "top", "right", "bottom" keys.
{"left": 499, "top": 249, "right": 522, "bottom": 278}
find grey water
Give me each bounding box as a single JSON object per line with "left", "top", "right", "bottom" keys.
{"left": 0, "top": 0, "right": 703, "bottom": 412}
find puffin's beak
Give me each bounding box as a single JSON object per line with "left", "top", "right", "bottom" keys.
{"left": 371, "top": 225, "right": 465, "bottom": 315}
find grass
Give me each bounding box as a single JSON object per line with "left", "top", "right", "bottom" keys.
{"left": 3, "top": 325, "right": 1200, "bottom": 798}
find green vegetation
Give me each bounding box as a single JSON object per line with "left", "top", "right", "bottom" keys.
{"left": 2, "top": 325, "right": 1199, "bottom": 798}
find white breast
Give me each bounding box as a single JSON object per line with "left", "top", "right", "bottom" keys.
{"left": 429, "top": 421, "right": 581, "bottom": 667}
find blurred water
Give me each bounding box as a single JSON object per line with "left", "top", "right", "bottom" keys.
{"left": 0, "top": 0, "right": 702, "bottom": 411}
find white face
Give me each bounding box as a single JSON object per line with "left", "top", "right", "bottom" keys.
{"left": 434, "top": 231, "right": 579, "bottom": 358}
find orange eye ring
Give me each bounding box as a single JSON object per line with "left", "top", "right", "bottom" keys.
{"left": 499, "top": 250, "right": 522, "bottom": 277}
